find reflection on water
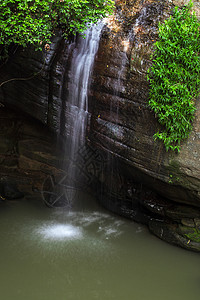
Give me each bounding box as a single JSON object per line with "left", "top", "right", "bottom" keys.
{"left": 0, "top": 193, "right": 200, "bottom": 300}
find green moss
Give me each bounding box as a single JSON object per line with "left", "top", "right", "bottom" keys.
{"left": 185, "top": 228, "right": 200, "bottom": 243}
{"left": 147, "top": 1, "right": 200, "bottom": 152}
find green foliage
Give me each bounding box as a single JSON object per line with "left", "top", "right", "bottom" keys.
{"left": 147, "top": 2, "right": 200, "bottom": 152}
{"left": 0, "top": 0, "right": 114, "bottom": 58}
{"left": 185, "top": 228, "right": 200, "bottom": 243}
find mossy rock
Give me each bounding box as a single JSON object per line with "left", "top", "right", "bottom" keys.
{"left": 184, "top": 228, "right": 200, "bottom": 243}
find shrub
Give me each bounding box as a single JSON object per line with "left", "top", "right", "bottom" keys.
{"left": 0, "top": 0, "right": 114, "bottom": 58}
{"left": 147, "top": 2, "right": 200, "bottom": 152}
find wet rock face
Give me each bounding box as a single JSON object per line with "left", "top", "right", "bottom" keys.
{"left": 1, "top": 0, "right": 199, "bottom": 208}
{"left": 0, "top": 36, "right": 73, "bottom": 134}
{"left": 87, "top": 0, "right": 200, "bottom": 251}
{"left": 89, "top": 0, "right": 200, "bottom": 209}
{"left": 90, "top": 0, "right": 171, "bottom": 196}
{"left": 0, "top": 106, "right": 65, "bottom": 201}
{"left": 94, "top": 157, "right": 200, "bottom": 252}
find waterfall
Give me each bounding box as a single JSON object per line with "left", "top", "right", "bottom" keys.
{"left": 68, "top": 23, "right": 103, "bottom": 150}
{"left": 42, "top": 22, "right": 104, "bottom": 208}
{"left": 64, "top": 22, "right": 104, "bottom": 203}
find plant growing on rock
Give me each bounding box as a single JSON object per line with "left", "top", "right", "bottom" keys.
{"left": 0, "top": 0, "right": 114, "bottom": 59}
{"left": 147, "top": 1, "right": 200, "bottom": 152}
{"left": 185, "top": 227, "right": 200, "bottom": 243}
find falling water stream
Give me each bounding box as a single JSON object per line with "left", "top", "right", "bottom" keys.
{"left": 67, "top": 23, "right": 103, "bottom": 149}
{"left": 65, "top": 22, "right": 104, "bottom": 195}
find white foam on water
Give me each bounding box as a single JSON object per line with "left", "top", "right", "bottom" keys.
{"left": 35, "top": 211, "right": 125, "bottom": 245}
{"left": 98, "top": 225, "right": 122, "bottom": 238}
{"left": 37, "top": 223, "right": 83, "bottom": 241}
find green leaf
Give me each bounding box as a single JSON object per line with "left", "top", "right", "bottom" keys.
{"left": 147, "top": 1, "right": 200, "bottom": 152}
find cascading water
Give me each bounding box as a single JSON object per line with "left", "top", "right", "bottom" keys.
{"left": 42, "top": 22, "right": 104, "bottom": 209}
{"left": 64, "top": 22, "right": 104, "bottom": 204}
{"left": 68, "top": 24, "right": 103, "bottom": 148}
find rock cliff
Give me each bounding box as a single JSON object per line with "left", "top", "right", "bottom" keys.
{"left": 88, "top": 0, "right": 200, "bottom": 251}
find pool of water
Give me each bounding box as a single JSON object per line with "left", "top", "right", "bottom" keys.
{"left": 0, "top": 192, "right": 200, "bottom": 300}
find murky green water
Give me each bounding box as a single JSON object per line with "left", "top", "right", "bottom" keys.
{"left": 0, "top": 193, "right": 200, "bottom": 300}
